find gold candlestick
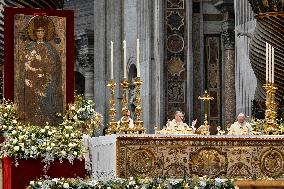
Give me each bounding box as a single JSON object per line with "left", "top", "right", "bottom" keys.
{"left": 106, "top": 80, "right": 117, "bottom": 134}
{"left": 263, "top": 82, "right": 278, "bottom": 134}
{"left": 134, "top": 77, "right": 145, "bottom": 133}
{"left": 120, "top": 79, "right": 130, "bottom": 133}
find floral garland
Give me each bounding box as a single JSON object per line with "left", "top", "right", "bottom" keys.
{"left": 27, "top": 177, "right": 236, "bottom": 189}
{"left": 0, "top": 97, "right": 103, "bottom": 162}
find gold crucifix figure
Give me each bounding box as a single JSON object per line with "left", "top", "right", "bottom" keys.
{"left": 198, "top": 90, "right": 214, "bottom": 127}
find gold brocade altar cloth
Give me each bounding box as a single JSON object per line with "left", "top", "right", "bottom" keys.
{"left": 115, "top": 134, "right": 284, "bottom": 179}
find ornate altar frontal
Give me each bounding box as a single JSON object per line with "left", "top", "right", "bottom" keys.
{"left": 90, "top": 135, "right": 284, "bottom": 179}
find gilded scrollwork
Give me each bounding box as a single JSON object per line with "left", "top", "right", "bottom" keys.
{"left": 189, "top": 148, "right": 227, "bottom": 177}
{"left": 127, "top": 148, "right": 156, "bottom": 178}
{"left": 159, "top": 147, "right": 189, "bottom": 177}
{"left": 117, "top": 135, "right": 284, "bottom": 179}
{"left": 260, "top": 148, "right": 284, "bottom": 177}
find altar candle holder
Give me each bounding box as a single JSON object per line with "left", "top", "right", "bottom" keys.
{"left": 263, "top": 82, "right": 278, "bottom": 134}
{"left": 133, "top": 77, "right": 145, "bottom": 133}
{"left": 120, "top": 79, "right": 130, "bottom": 133}
{"left": 106, "top": 80, "right": 118, "bottom": 134}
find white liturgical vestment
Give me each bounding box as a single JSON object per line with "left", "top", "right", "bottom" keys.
{"left": 229, "top": 121, "right": 253, "bottom": 135}
{"left": 166, "top": 119, "right": 190, "bottom": 130}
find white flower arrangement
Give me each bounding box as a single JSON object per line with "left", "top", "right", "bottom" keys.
{"left": 0, "top": 96, "right": 103, "bottom": 162}
{"left": 27, "top": 177, "right": 236, "bottom": 189}
{"left": 0, "top": 124, "right": 84, "bottom": 162}
{"left": 61, "top": 95, "right": 103, "bottom": 136}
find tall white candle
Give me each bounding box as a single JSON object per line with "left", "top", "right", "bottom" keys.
{"left": 123, "top": 40, "right": 127, "bottom": 79}
{"left": 268, "top": 44, "right": 272, "bottom": 83}
{"left": 272, "top": 46, "right": 275, "bottom": 83}
{"left": 110, "top": 41, "right": 114, "bottom": 79}
{"left": 265, "top": 42, "right": 268, "bottom": 82}
{"left": 137, "top": 38, "right": 140, "bottom": 78}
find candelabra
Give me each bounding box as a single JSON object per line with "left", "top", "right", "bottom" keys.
{"left": 106, "top": 80, "right": 117, "bottom": 134}
{"left": 133, "top": 77, "right": 145, "bottom": 133}
{"left": 263, "top": 82, "right": 278, "bottom": 134}
{"left": 119, "top": 79, "right": 130, "bottom": 133}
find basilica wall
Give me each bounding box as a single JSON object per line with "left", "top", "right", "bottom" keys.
{"left": 0, "top": 0, "right": 246, "bottom": 132}
{"left": 67, "top": 0, "right": 237, "bottom": 131}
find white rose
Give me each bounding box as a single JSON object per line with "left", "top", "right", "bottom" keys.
{"left": 65, "top": 134, "right": 69, "bottom": 138}
{"left": 107, "top": 187, "right": 111, "bottom": 189}
{"left": 70, "top": 133, "right": 75, "bottom": 137}
{"left": 70, "top": 106, "right": 75, "bottom": 110}
{"left": 12, "top": 120, "right": 17, "bottom": 124}
{"left": 40, "top": 129, "right": 46, "bottom": 133}
{"left": 51, "top": 143, "right": 55, "bottom": 147}
{"left": 61, "top": 151, "right": 66, "bottom": 156}
{"left": 194, "top": 186, "right": 198, "bottom": 189}
{"left": 6, "top": 105, "right": 11, "bottom": 109}
{"left": 46, "top": 146, "right": 52, "bottom": 151}
{"left": 3, "top": 113, "right": 7, "bottom": 117}
{"left": 29, "top": 181, "right": 34, "bottom": 185}
{"left": 45, "top": 126, "right": 50, "bottom": 130}
{"left": 38, "top": 181, "right": 42, "bottom": 185}
{"left": 18, "top": 126, "right": 23, "bottom": 130}
{"left": 12, "top": 130, "right": 17, "bottom": 135}
{"left": 13, "top": 146, "right": 20, "bottom": 151}
{"left": 12, "top": 139, "right": 18, "bottom": 144}
{"left": 48, "top": 131, "right": 53, "bottom": 135}
{"left": 31, "top": 146, "right": 37, "bottom": 151}
{"left": 8, "top": 126, "right": 13, "bottom": 130}
{"left": 73, "top": 151, "right": 78, "bottom": 156}
{"left": 3, "top": 125, "right": 7, "bottom": 129}
{"left": 63, "top": 183, "right": 69, "bottom": 188}
{"left": 19, "top": 143, "right": 24, "bottom": 148}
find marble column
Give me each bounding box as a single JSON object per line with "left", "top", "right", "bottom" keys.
{"left": 214, "top": 0, "right": 236, "bottom": 126}
{"left": 222, "top": 7, "right": 236, "bottom": 126}
{"left": 85, "top": 65, "right": 94, "bottom": 100}
{"left": 186, "top": 0, "right": 194, "bottom": 123}
{"left": 93, "top": 0, "right": 107, "bottom": 125}
{"left": 151, "top": 0, "right": 165, "bottom": 130}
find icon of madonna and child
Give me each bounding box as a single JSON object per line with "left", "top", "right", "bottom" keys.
{"left": 15, "top": 15, "right": 66, "bottom": 126}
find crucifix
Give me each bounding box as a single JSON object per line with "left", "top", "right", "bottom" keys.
{"left": 198, "top": 90, "right": 214, "bottom": 127}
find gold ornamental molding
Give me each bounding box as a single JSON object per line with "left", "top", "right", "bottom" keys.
{"left": 116, "top": 135, "right": 284, "bottom": 179}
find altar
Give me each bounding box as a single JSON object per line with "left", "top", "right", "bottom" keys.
{"left": 90, "top": 134, "right": 284, "bottom": 180}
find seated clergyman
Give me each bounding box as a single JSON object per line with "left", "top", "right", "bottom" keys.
{"left": 229, "top": 113, "right": 253, "bottom": 135}
{"left": 117, "top": 110, "right": 134, "bottom": 129}
{"left": 166, "top": 111, "right": 197, "bottom": 131}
